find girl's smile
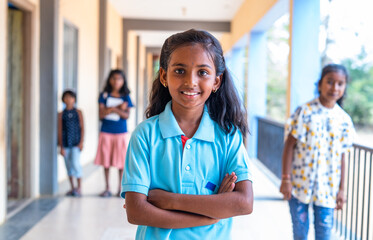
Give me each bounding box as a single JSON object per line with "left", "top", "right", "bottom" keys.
{"left": 160, "top": 44, "right": 221, "bottom": 115}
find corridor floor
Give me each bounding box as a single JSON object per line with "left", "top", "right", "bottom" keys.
{"left": 17, "top": 160, "right": 295, "bottom": 240}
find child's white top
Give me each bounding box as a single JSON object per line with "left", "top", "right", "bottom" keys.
{"left": 285, "top": 98, "right": 355, "bottom": 208}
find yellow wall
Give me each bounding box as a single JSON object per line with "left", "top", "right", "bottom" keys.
{"left": 221, "top": 0, "right": 278, "bottom": 51}
{"left": 58, "top": 0, "right": 100, "bottom": 182}
{"left": 107, "top": 3, "right": 122, "bottom": 70}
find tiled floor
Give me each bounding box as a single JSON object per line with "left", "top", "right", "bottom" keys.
{"left": 9, "top": 160, "right": 298, "bottom": 240}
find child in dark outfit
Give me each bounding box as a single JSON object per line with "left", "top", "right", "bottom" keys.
{"left": 58, "top": 90, "right": 85, "bottom": 197}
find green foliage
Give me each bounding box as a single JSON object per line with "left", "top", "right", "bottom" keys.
{"left": 266, "top": 17, "right": 288, "bottom": 123}
{"left": 342, "top": 59, "right": 373, "bottom": 126}
{"left": 266, "top": 64, "right": 287, "bottom": 122}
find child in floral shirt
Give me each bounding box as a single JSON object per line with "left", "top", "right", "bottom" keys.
{"left": 280, "top": 64, "right": 355, "bottom": 240}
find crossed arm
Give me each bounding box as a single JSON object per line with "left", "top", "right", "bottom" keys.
{"left": 125, "top": 173, "right": 253, "bottom": 229}
{"left": 99, "top": 102, "right": 130, "bottom": 120}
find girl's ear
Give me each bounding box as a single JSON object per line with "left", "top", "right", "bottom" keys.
{"left": 159, "top": 67, "right": 168, "bottom": 87}
{"left": 213, "top": 74, "right": 223, "bottom": 91}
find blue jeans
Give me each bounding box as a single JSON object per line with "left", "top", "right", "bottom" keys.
{"left": 289, "top": 197, "right": 334, "bottom": 240}
{"left": 64, "top": 146, "right": 82, "bottom": 178}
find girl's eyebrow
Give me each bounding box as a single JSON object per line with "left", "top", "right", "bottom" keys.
{"left": 171, "top": 63, "right": 187, "bottom": 67}
{"left": 171, "top": 63, "right": 213, "bottom": 69}
{"left": 197, "top": 64, "right": 213, "bottom": 69}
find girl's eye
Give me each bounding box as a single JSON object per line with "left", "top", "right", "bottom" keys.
{"left": 199, "top": 70, "right": 208, "bottom": 76}
{"left": 175, "top": 69, "right": 184, "bottom": 74}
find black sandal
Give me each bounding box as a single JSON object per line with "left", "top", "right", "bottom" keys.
{"left": 99, "top": 190, "right": 112, "bottom": 197}
{"left": 65, "top": 190, "right": 75, "bottom": 196}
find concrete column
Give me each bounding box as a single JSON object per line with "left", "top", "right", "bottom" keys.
{"left": 99, "top": 0, "right": 108, "bottom": 89}
{"left": 39, "top": 0, "right": 59, "bottom": 195}
{"left": 247, "top": 32, "right": 267, "bottom": 158}
{"left": 0, "top": 0, "right": 7, "bottom": 224}
{"left": 287, "top": 0, "right": 320, "bottom": 116}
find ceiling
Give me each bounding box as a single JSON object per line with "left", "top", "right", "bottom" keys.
{"left": 135, "top": 30, "right": 224, "bottom": 48}
{"left": 109, "top": 0, "right": 245, "bottom": 48}
{"left": 109, "top": 0, "right": 245, "bottom": 21}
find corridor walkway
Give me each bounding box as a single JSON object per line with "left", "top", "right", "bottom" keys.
{"left": 18, "top": 159, "right": 295, "bottom": 240}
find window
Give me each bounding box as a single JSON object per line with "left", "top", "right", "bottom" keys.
{"left": 63, "top": 21, "right": 78, "bottom": 92}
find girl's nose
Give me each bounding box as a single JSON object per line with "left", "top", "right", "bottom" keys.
{"left": 332, "top": 83, "right": 339, "bottom": 90}
{"left": 184, "top": 73, "right": 197, "bottom": 87}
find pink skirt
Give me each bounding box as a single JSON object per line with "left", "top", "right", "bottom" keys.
{"left": 94, "top": 132, "right": 130, "bottom": 169}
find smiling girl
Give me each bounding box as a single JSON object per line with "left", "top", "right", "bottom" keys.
{"left": 121, "top": 29, "right": 253, "bottom": 240}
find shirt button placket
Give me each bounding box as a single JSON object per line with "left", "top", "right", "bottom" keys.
{"left": 185, "top": 144, "right": 191, "bottom": 171}
{"left": 184, "top": 144, "right": 193, "bottom": 178}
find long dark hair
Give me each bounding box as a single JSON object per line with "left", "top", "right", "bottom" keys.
{"left": 145, "top": 29, "right": 248, "bottom": 138}
{"left": 317, "top": 64, "right": 349, "bottom": 106}
{"left": 102, "top": 69, "right": 130, "bottom": 96}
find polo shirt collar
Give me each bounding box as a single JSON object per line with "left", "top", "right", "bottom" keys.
{"left": 159, "top": 101, "right": 184, "bottom": 138}
{"left": 159, "top": 101, "right": 215, "bottom": 142}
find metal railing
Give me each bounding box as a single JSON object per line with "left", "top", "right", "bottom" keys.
{"left": 257, "top": 117, "right": 373, "bottom": 240}
{"left": 334, "top": 144, "right": 373, "bottom": 240}
{"left": 257, "top": 117, "right": 284, "bottom": 179}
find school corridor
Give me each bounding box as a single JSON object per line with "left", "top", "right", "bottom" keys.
{"left": 1, "top": 0, "right": 373, "bottom": 239}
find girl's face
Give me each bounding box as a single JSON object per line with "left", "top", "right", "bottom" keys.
{"left": 109, "top": 73, "right": 124, "bottom": 91}
{"left": 318, "top": 71, "right": 346, "bottom": 107}
{"left": 160, "top": 44, "right": 221, "bottom": 113}
{"left": 63, "top": 94, "right": 76, "bottom": 108}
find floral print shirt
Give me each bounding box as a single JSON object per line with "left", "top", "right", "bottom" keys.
{"left": 285, "top": 98, "right": 355, "bottom": 208}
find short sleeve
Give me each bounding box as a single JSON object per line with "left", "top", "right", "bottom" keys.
{"left": 284, "top": 106, "right": 308, "bottom": 143}
{"left": 98, "top": 92, "right": 106, "bottom": 104}
{"left": 121, "top": 127, "right": 150, "bottom": 198}
{"left": 225, "top": 130, "right": 252, "bottom": 183}
{"left": 340, "top": 117, "right": 355, "bottom": 153}
{"left": 124, "top": 95, "right": 134, "bottom": 107}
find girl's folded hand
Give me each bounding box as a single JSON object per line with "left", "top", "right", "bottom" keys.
{"left": 148, "top": 189, "right": 174, "bottom": 210}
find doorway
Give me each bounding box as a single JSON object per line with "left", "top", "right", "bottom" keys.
{"left": 6, "top": 2, "right": 32, "bottom": 214}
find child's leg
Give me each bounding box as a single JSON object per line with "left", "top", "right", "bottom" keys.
{"left": 117, "top": 168, "right": 123, "bottom": 196}
{"left": 289, "top": 196, "right": 310, "bottom": 240}
{"left": 313, "top": 204, "right": 334, "bottom": 240}
{"left": 104, "top": 167, "right": 110, "bottom": 191}
{"left": 68, "top": 176, "right": 74, "bottom": 191}
{"left": 77, "top": 178, "right": 81, "bottom": 193}
{"left": 63, "top": 148, "right": 75, "bottom": 192}
{"left": 99, "top": 168, "right": 111, "bottom": 197}
{"left": 71, "top": 146, "right": 82, "bottom": 193}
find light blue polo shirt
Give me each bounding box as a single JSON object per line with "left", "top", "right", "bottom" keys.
{"left": 121, "top": 101, "right": 252, "bottom": 240}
